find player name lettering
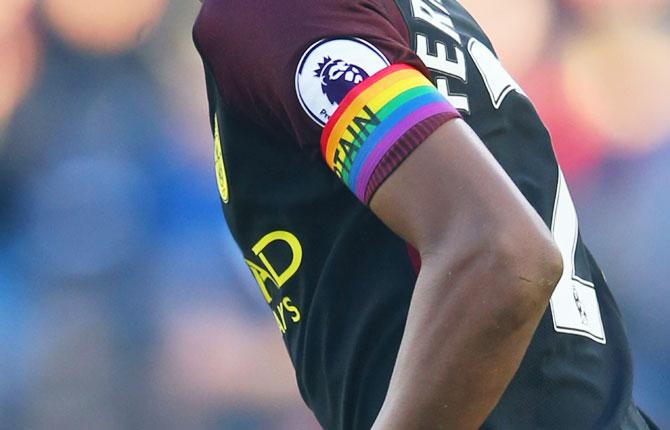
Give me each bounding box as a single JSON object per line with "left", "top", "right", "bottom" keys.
{"left": 411, "top": 0, "right": 470, "bottom": 112}
{"left": 410, "top": 0, "right": 461, "bottom": 44}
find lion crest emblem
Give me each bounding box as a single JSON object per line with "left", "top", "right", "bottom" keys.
{"left": 314, "top": 57, "right": 370, "bottom": 106}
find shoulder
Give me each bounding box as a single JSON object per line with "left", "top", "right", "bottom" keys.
{"left": 194, "top": 0, "right": 426, "bottom": 146}
{"left": 194, "top": 0, "right": 406, "bottom": 56}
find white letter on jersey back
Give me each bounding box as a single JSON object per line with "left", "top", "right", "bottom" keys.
{"left": 415, "top": 33, "right": 470, "bottom": 112}
{"left": 410, "top": 0, "right": 461, "bottom": 45}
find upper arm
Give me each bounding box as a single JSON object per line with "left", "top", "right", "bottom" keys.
{"left": 369, "top": 118, "right": 551, "bottom": 258}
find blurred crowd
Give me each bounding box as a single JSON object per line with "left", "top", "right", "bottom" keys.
{"left": 0, "top": 1, "right": 668, "bottom": 429}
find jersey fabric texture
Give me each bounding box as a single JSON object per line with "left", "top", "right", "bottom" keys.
{"left": 192, "top": 1, "right": 653, "bottom": 429}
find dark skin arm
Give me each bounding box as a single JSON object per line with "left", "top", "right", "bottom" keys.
{"left": 369, "top": 119, "right": 563, "bottom": 429}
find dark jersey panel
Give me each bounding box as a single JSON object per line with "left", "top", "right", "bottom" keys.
{"left": 203, "top": 80, "right": 419, "bottom": 429}
{"left": 193, "top": 1, "right": 641, "bottom": 429}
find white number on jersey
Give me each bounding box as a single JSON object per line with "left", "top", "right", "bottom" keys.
{"left": 468, "top": 38, "right": 525, "bottom": 109}
{"left": 549, "top": 170, "right": 606, "bottom": 344}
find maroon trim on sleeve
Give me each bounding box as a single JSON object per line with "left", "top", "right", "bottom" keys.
{"left": 406, "top": 243, "right": 422, "bottom": 275}
{"left": 363, "top": 111, "right": 460, "bottom": 204}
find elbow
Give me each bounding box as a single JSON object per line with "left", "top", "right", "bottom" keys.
{"left": 500, "top": 227, "right": 563, "bottom": 294}
{"left": 419, "top": 215, "right": 563, "bottom": 332}
{"left": 487, "top": 226, "right": 563, "bottom": 330}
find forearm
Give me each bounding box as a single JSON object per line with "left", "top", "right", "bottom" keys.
{"left": 372, "top": 245, "right": 560, "bottom": 429}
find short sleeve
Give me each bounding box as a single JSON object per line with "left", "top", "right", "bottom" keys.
{"left": 193, "top": 0, "right": 460, "bottom": 204}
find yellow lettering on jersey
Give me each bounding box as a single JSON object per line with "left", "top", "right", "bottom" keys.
{"left": 245, "top": 231, "right": 304, "bottom": 334}
{"left": 273, "top": 303, "right": 287, "bottom": 333}
{"left": 244, "top": 231, "right": 303, "bottom": 303}
{"left": 272, "top": 297, "right": 302, "bottom": 333}
{"left": 282, "top": 297, "right": 301, "bottom": 323}
{"left": 251, "top": 231, "right": 303, "bottom": 287}
{"left": 245, "top": 259, "right": 275, "bottom": 303}
{"left": 272, "top": 297, "right": 301, "bottom": 333}
{"left": 213, "top": 116, "right": 229, "bottom": 204}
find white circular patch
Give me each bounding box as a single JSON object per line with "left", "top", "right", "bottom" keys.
{"left": 295, "top": 37, "right": 390, "bottom": 127}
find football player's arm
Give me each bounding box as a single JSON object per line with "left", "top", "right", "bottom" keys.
{"left": 369, "top": 118, "right": 563, "bottom": 429}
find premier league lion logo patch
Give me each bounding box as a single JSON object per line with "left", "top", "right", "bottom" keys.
{"left": 295, "top": 38, "right": 390, "bottom": 127}
{"left": 315, "top": 57, "right": 370, "bottom": 105}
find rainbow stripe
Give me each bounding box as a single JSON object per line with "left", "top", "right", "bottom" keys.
{"left": 321, "top": 64, "right": 458, "bottom": 202}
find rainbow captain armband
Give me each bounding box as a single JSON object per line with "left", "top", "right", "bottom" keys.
{"left": 320, "top": 64, "right": 460, "bottom": 204}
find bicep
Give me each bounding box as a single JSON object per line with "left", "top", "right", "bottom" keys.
{"left": 369, "top": 118, "right": 548, "bottom": 257}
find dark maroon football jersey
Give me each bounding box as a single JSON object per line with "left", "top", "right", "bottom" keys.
{"left": 192, "top": 1, "right": 655, "bottom": 429}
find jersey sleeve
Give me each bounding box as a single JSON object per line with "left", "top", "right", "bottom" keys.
{"left": 318, "top": 63, "right": 459, "bottom": 203}
{"left": 193, "top": 0, "right": 460, "bottom": 204}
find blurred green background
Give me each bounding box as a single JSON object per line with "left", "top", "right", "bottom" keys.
{"left": 1, "top": 0, "right": 668, "bottom": 428}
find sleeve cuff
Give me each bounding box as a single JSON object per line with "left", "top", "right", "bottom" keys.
{"left": 320, "top": 63, "right": 460, "bottom": 204}
{"left": 363, "top": 111, "right": 458, "bottom": 204}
